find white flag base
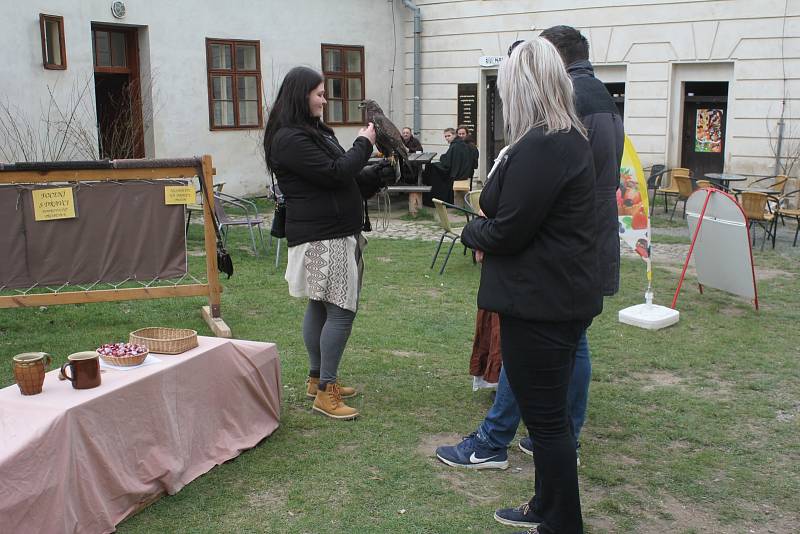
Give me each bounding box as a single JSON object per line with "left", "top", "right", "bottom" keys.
{"left": 618, "top": 303, "right": 680, "bottom": 330}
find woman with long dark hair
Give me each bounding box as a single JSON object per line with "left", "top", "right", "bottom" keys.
{"left": 263, "top": 66, "right": 380, "bottom": 420}
{"left": 460, "top": 39, "right": 603, "bottom": 533}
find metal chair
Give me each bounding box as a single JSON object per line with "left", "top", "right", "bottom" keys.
{"left": 645, "top": 164, "right": 667, "bottom": 215}
{"left": 185, "top": 180, "right": 225, "bottom": 234}
{"left": 213, "top": 192, "right": 266, "bottom": 256}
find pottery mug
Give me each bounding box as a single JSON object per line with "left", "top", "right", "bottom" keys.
{"left": 60, "top": 351, "right": 101, "bottom": 390}
{"left": 12, "top": 352, "right": 52, "bottom": 395}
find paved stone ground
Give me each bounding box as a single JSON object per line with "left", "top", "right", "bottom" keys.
{"left": 194, "top": 193, "right": 800, "bottom": 260}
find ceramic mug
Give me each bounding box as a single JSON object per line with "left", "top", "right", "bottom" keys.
{"left": 60, "top": 351, "right": 101, "bottom": 390}
{"left": 12, "top": 352, "right": 52, "bottom": 395}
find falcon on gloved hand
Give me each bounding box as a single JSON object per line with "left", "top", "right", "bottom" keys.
{"left": 358, "top": 99, "right": 412, "bottom": 183}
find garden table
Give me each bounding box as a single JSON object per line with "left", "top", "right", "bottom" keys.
{"left": 0, "top": 336, "right": 281, "bottom": 534}
{"left": 704, "top": 173, "right": 748, "bottom": 189}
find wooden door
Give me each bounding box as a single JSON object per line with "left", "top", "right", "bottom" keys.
{"left": 681, "top": 82, "right": 728, "bottom": 178}
{"left": 92, "top": 25, "right": 144, "bottom": 159}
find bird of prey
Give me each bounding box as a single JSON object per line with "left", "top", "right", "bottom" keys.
{"left": 358, "top": 99, "right": 412, "bottom": 183}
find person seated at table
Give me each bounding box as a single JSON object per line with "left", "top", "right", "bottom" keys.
{"left": 401, "top": 127, "right": 423, "bottom": 153}
{"left": 457, "top": 125, "right": 479, "bottom": 173}
{"left": 423, "top": 127, "right": 473, "bottom": 206}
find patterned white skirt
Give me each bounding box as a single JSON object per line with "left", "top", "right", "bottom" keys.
{"left": 285, "top": 234, "right": 367, "bottom": 313}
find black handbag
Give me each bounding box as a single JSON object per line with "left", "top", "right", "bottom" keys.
{"left": 269, "top": 174, "right": 286, "bottom": 239}
{"left": 197, "top": 177, "right": 234, "bottom": 279}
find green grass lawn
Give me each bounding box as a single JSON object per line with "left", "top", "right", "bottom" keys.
{"left": 1, "top": 218, "right": 798, "bottom": 533}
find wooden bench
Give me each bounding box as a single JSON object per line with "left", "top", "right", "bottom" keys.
{"left": 386, "top": 185, "right": 432, "bottom": 215}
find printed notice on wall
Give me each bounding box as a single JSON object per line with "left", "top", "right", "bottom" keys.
{"left": 695, "top": 108, "right": 723, "bottom": 153}
{"left": 32, "top": 187, "right": 76, "bottom": 221}
{"left": 164, "top": 185, "right": 196, "bottom": 205}
{"left": 457, "top": 83, "right": 478, "bottom": 141}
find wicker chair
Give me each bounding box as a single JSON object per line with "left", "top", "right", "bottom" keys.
{"left": 670, "top": 174, "right": 695, "bottom": 221}
{"left": 749, "top": 174, "right": 788, "bottom": 194}
{"left": 739, "top": 191, "right": 777, "bottom": 250}
{"left": 464, "top": 189, "right": 482, "bottom": 215}
{"left": 430, "top": 198, "right": 474, "bottom": 274}
{"left": 657, "top": 167, "right": 690, "bottom": 214}
{"left": 776, "top": 189, "right": 800, "bottom": 247}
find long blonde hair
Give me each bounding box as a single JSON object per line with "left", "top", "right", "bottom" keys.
{"left": 498, "top": 38, "right": 586, "bottom": 146}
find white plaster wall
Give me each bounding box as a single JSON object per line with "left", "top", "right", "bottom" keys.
{"left": 0, "top": 0, "right": 406, "bottom": 196}
{"left": 405, "top": 0, "right": 800, "bottom": 180}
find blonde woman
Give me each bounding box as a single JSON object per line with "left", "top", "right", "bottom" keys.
{"left": 460, "top": 38, "right": 602, "bottom": 534}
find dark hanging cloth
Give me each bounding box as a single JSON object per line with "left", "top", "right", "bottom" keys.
{"left": 469, "top": 309, "right": 502, "bottom": 384}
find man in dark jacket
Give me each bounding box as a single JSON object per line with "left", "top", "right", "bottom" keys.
{"left": 423, "top": 128, "right": 474, "bottom": 206}
{"left": 435, "top": 28, "right": 624, "bottom": 518}
{"left": 401, "top": 127, "right": 423, "bottom": 153}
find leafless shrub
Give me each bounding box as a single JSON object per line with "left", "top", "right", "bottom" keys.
{"left": 0, "top": 76, "right": 98, "bottom": 162}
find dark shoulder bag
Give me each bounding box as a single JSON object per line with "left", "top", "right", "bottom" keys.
{"left": 198, "top": 177, "right": 234, "bottom": 278}
{"left": 268, "top": 172, "right": 286, "bottom": 238}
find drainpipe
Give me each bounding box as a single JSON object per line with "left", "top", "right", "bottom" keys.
{"left": 402, "top": 0, "right": 422, "bottom": 137}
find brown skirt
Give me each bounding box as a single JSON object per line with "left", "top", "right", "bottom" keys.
{"left": 469, "top": 308, "right": 502, "bottom": 384}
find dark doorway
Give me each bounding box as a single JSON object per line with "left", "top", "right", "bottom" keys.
{"left": 485, "top": 75, "right": 505, "bottom": 172}
{"left": 604, "top": 82, "right": 625, "bottom": 119}
{"left": 92, "top": 25, "right": 144, "bottom": 159}
{"left": 681, "top": 81, "right": 728, "bottom": 178}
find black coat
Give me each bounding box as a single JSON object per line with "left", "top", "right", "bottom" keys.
{"left": 436, "top": 137, "right": 473, "bottom": 179}
{"left": 569, "top": 60, "right": 625, "bottom": 296}
{"left": 403, "top": 136, "right": 423, "bottom": 153}
{"left": 270, "top": 126, "right": 372, "bottom": 247}
{"left": 460, "top": 126, "right": 603, "bottom": 322}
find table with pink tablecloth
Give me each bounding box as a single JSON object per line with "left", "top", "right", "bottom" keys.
{"left": 0, "top": 336, "right": 281, "bottom": 534}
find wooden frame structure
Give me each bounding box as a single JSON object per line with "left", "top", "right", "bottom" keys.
{"left": 0, "top": 155, "right": 231, "bottom": 337}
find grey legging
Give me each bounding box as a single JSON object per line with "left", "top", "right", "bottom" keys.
{"left": 302, "top": 299, "right": 356, "bottom": 387}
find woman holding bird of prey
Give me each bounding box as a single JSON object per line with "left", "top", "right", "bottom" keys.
{"left": 263, "top": 66, "right": 393, "bottom": 420}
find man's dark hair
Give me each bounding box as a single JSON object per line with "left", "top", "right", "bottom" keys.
{"left": 539, "top": 25, "right": 589, "bottom": 66}
{"left": 263, "top": 66, "right": 333, "bottom": 170}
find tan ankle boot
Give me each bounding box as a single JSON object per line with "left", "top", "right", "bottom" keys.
{"left": 306, "top": 376, "right": 356, "bottom": 399}
{"left": 312, "top": 383, "right": 359, "bottom": 420}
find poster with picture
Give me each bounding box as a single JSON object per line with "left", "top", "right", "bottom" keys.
{"left": 695, "top": 108, "right": 723, "bottom": 153}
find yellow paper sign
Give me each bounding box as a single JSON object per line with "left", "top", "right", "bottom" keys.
{"left": 32, "top": 187, "right": 76, "bottom": 221}
{"left": 164, "top": 185, "right": 196, "bottom": 205}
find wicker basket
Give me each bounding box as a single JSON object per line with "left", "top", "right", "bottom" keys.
{"left": 99, "top": 350, "right": 149, "bottom": 367}
{"left": 129, "top": 327, "right": 198, "bottom": 355}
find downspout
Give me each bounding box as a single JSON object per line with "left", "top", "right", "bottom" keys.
{"left": 402, "top": 0, "right": 421, "bottom": 137}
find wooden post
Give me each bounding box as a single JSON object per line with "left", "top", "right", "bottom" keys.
{"left": 408, "top": 192, "right": 422, "bottom": 215}
{"left": 199, "top": 155, "right": 230, "bottom": 336}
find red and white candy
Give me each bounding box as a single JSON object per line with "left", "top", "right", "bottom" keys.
{"left": 97, "top": 342, "right": 148, "bottom": 357}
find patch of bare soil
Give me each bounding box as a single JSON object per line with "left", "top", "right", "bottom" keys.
{"left": 754, "top": 267, "right": 794, "bottom": 281}
{"left": 247, "top": 487, "right": 286, "bottom": 510}
{"left": 390, "top": 349, "right": 426, "bottom": 358}
{"left": 187, "top": 249, "right": 206, "bottom": 257}
{"left": 416, "top": 433, "right": 535, "bottom": 506}
{"left": 631, "top": 370, "right": 682, "bottom": 391}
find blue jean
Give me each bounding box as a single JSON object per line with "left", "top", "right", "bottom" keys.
{"left": 476, "top": 330, "right": 591, "bottom": 450}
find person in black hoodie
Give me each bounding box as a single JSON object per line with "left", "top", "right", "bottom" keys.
{"left": 263, "top": 66, "right": 384, "bottom": 420}
{"left": 460, "top": 39, "right": 602, "bottom": 533}
{"left": 422, "top": 127, "right": 473, "bottom": 205}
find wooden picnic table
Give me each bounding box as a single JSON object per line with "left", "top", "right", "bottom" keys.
{"left": 369, "top": 152, "right": 437, "bottom": 214}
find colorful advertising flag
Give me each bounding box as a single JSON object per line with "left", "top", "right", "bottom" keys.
{"left": 617, "top": 136, "right": 652, "bottom": 284}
